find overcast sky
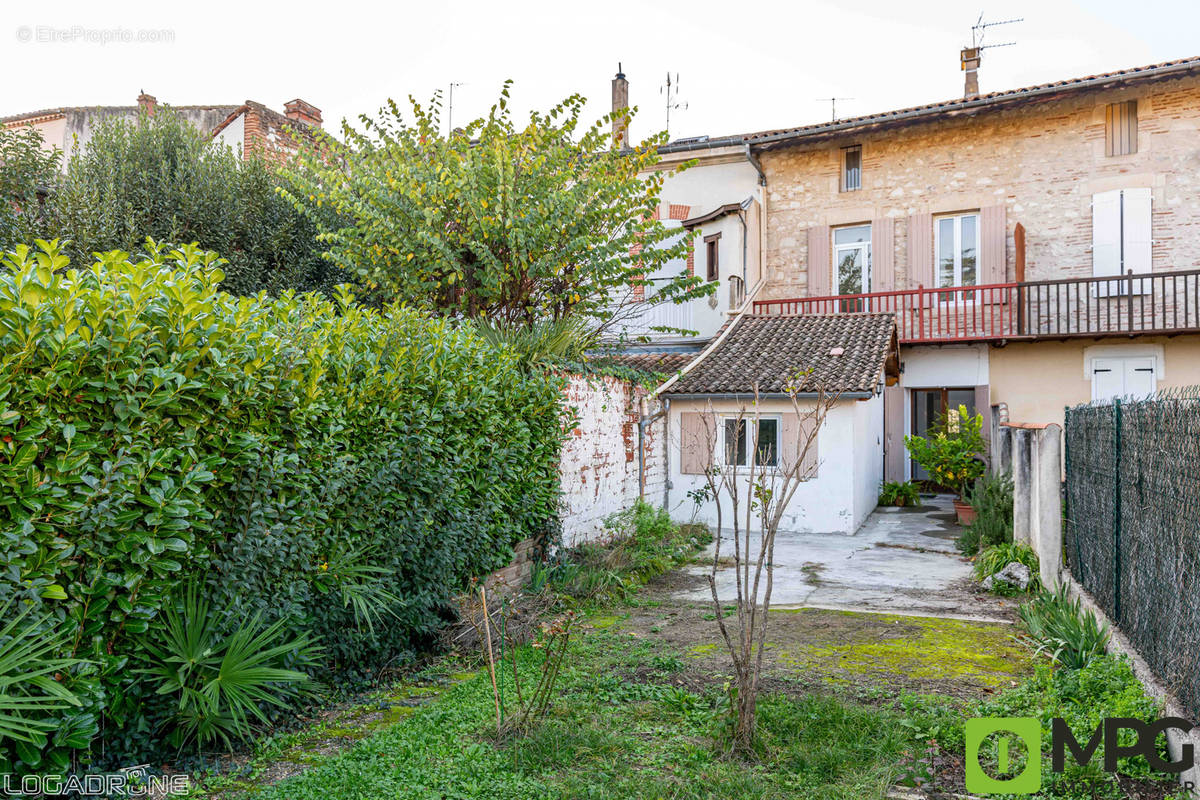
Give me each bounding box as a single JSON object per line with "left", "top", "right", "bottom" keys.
{"left": 2, "top": 0, "right": 1197, "bottom": 143}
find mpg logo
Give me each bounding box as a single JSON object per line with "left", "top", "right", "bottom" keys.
{"left": 966, "top": 716, "right": 1198, "bottom": 794}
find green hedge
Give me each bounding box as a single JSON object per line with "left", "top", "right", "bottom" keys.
{"left": 0, "top": 240, "right": 565, "bottom": 765}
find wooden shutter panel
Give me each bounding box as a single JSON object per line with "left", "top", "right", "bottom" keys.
{"left": 1122, "top": 188, "right": 1152, "bottom": 275}
{"left": 872, "top": 219, "right": 895, "bottom": 292}
{"left": 679, "top": 412, "right": 714, "bottom": 475}
{"left": 974, "top": 384, "right": 991, "bottom": 466}
{"left": 1092, "top": 190, "right": 1122, "bottom": 278}
{"left": 979, "top": 205, "right": 1007, "bottom": 285}
{"left": 806, "top": 226, "right": 831, "bottom": 297}
{"left": 883, "top": 383, "right": 905, "bottom": 482}
{"left": 781, "top": 416, "right": 819, "bottom": 480}
{"left": 907, "top": 213, "right": 933, "bottom": 289}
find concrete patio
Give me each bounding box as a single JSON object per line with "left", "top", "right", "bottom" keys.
{"left": 674, "top": 495, "right": 1011, "bottom": 621}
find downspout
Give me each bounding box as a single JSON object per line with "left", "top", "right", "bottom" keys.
{"left": 744, "top": 143, "right": 766, "bottom": 186}
{"left": 662, "top": 397, "right": 671, "bottom": 511}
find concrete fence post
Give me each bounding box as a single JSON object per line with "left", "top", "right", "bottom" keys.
{"left": 992, "top": 424, "right": 1012, "bottom": 476}
{"left": 1035, "top": 424, "right": 1064, "bottom": 588}
{"left": 1011, "top": 427, "right": 1032, "bottom": 546}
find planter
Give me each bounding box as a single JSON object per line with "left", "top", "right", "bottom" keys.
{"left": 953, "top": 498, "right": 976, "bottom": 526}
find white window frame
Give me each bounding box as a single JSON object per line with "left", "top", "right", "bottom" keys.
{"left": 934, "top": 212, "right": 981, "bottom": 294}
{"left": 719, "top": 415, "right": 781, "bottom": 470}
{"left": 832, "top": 224, "right": 872, "bottom": 298}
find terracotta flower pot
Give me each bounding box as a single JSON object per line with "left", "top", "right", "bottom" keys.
{"left": 953, "top": 498, "right": 977, "bottom": 525}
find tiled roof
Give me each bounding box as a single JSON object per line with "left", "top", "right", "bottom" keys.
{"left": 664, "top": 313, "right": 898, "bottom": 396}
{"left": 1, "top": 104, "right": 239, "bottom": 125}
{"left": 592, "top": 351, "right": 697, "bottom": 376}
{"left": 658, "top": 55, "right": 1200, "bottom": 154}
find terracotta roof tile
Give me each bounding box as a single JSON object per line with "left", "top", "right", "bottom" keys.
{"left": 665, "top": 313, "right": 898, "bottom": 395}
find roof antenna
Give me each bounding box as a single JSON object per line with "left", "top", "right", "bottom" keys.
{"left": 970, "top": 12, "right": 1022, "bottom": 51}
{"left": 660, "top": 72, "right": 687, "bottom": 138}
{"left": 816, "top": 97, "right": 854, "bottom": 122}
{"left": 447, "top": 81, "right": 464, "bottom": 135}
{"left": 962, "top": 12, "right": 1022, "bottom": 96}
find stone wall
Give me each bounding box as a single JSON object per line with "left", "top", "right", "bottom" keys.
{"left": 759, "top": 72, "right": 1200, "bottom": 298}
{"left": 558, "top": 373, "right": 664, "bottom": 547}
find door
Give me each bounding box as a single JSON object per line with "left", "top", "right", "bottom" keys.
{"left": 910, "top": 387, "right": 976, "bottom": 481}
{"left": 1091, "top": 357, "right": 1156, "bottom": 401}
{"left": 833, "top": 225, "right": 871, "bottom": 311}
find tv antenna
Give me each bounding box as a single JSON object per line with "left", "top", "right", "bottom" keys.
{"left": 970, "top": 12, "right": 1022, "bottom": 52}
{"left": 816, "top": 97, "right": 854, "bottom": 122}
{"left": 661, "top": 72, "right": 687, "bottom": 137}
{"left": 447, "top": 81, "right": 464, "bottom": 135}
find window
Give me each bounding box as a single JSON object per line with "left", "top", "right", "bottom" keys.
{"left": 1105, "top": 101, "right": 1138, "bottom": 157}
{"left": 1092, "top": 188, "right": 1151, "bottom": 289}
{"left": 722, "top": 417, "right": 779, "bottom": 468}
{"left": 935, "top": 213, "right": 979, "bottom": 295}
{"left": 704, "top": 233, "right": 720, "bottom": 281}
{"left": 833, "top": 224, "right": 871, "bottom": 297}
{"left": 1091, "top": 356, "right": 1155, "bottom": 401}
{"left": 841, "top": 145, "right": 862, "bottom": 192}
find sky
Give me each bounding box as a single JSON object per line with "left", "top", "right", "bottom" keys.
{"left": 1, "top": 0, "right": 1197, "bottom": 143}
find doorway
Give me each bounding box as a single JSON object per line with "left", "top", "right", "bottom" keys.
{"left": 910, "top": 387, "right": 977, "bottom": 481}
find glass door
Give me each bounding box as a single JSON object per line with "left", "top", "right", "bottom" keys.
{"left": 833, "top": 225, "right": 871, "bottom": 312}
{"left": 910, "top": 387, "right": 976, "bottom": 481}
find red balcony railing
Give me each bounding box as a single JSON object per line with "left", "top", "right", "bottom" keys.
{"left": 752, "top": 269, "right": 1200, "bottom": 344}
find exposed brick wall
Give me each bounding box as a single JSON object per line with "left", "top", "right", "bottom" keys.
{"left": 559, "top": 374, "right": 665, "bottom": 547}
{"left": 760, "top": 74, "right": 1200, "bottom": 300}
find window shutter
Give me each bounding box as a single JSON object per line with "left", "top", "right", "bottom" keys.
{"left": 1122, "top": 187, "right": 1152, "bottom": 275}
{"left": 679, "top": 412, "right": 714, "bottom": 475}
{"left": 781, "top": 416, "right": 819, "bottom": 480}
{"left": 806, "top": 226, "right": 831, "bottom": 297}
{"left": 1092, "top": 190, "right": 1122, "bottom": 278}
{"left": 907, "top": 213, "right": 933, "bottom": 289}
{"left": 979, "top": 205, "right": 1007, "bottom": 285}
{"left": 872, "top": 219, "right": 895, "bottom": 292}
{"left": 883, "top": 383, "right": 905, "bottom": 482}
{"left": 974, "top": 384, "right": 991, "bottom": 462}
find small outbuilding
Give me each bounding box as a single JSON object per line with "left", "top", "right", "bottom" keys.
{"left": 658, "top": 312, "right": 900, "bottom": 534}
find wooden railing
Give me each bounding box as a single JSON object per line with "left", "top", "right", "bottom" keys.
{"left": 752, "top": 269, "right": 1200, "bottom": 344}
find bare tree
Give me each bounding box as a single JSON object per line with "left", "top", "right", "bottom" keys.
{"left": 686, "top": 372, "right": 840, "bottom": 753}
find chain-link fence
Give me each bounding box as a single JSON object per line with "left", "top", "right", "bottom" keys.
{"left": 1064, "top": 388, "right": 1200, "bottom": 720}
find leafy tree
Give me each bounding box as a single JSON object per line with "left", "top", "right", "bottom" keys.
{"left": 46, "top": 109, "right": 337, "bottom": 296}
{"left": 284, "top": 84, "right": 713, "bottom": 332}
{"left": 0, "top": 126, "right": 59, "bottom": 250}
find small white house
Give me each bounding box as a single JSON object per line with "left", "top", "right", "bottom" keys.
{"left": 657, "top": 313, "right": 899, "bottom": 534}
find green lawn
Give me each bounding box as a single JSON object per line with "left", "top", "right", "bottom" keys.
{"left": 199, "top": 624, "right": 951, "bottom": 800}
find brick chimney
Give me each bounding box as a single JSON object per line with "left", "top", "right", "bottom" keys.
{"left": 137, "top": 91, "right": 157, "bottom": 116}
{"left": 961, "top": 47, "right": 981, "bottom": 98}
{"left": 283, "top": 98, "right": 323, "bottom": 128}
{"left": 611, "top": 65, "right": 629, "bottom": 150}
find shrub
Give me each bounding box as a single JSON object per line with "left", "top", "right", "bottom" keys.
{"left": 904, "top": 405, "right": 986, "bottom": 497}
{"left": 878, "top": 480, "right": 920, "bottom": 507}
{"left": 1019, "top": 586, "right": 1110, "bottom": 669}
{"left": 0, "top": 240, "right": 566, "bottom": 764}
{"left": 958, "top": 471, "right": 1014, "bottom": 554}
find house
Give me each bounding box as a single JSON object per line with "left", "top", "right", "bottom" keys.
{"left": 659, "top": 313, "right": 899, "bottom": 534}
{"left": 2, "top": 92, "right": 322, "bottom": 163}
{"left": 630, "top": 51, "right": 1200, "bottom": 507}
{"left": 603, "top": 70, "right": 766, "bottom": 362}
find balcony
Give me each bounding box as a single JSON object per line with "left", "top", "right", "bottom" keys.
{"left": 752, "top": 269, "right": 1200, "bottom": 344}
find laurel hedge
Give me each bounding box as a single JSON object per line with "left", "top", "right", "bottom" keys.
{"left": 0, "top": 240, "right": 566, "bottom": 766}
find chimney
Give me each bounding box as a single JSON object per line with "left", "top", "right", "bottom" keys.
{"left": 284, "top": 98, "right": 323, "bottom": 128}
{"left": 611, "top": 64, "right": 629, "bottom": 149}
{"left": 961, "top": 47, "right": 981, "bottom": 98}
{"left": 137, "top": 91, "right": 157, "bottom": 116}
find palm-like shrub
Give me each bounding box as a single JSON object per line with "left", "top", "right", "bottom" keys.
{"left": 1019, "top": 586, "right": 1110, "bottom": 669}
{"left": 0, "top": 602, "right": 83, "bottom": 747}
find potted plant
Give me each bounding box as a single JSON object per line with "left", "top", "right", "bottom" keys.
{"left": 904, "top": 405, "right": 987, "bottom": 524}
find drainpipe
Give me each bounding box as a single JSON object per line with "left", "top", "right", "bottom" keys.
{"left": 662, "top": 397, "right": 672, "bottom": 510}
{"left": 744, "top": 143, "right": 765, "bottom": 186}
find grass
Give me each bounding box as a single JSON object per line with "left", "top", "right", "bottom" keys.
{"left": 196, "top": 627, "right": 944, "bottom": 800}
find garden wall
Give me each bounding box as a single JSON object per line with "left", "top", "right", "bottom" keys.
{"left": 559, "top": 374, "right": 665, "bottom": 547}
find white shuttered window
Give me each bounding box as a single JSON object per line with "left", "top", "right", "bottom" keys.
{"left": 1092, "top": 188, "right": 1152, "bottom": 293}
